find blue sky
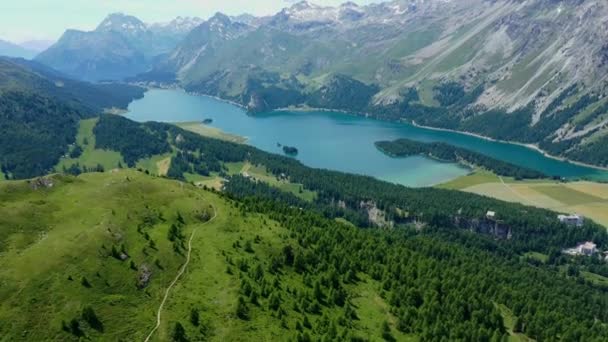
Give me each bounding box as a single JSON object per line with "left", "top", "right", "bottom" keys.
{"left": 1, "top": 0, "right": 383, "bottom": 43}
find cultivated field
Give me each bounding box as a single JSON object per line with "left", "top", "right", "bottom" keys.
{"left": 439, "top": 170, "right": 608, "bottom": 227}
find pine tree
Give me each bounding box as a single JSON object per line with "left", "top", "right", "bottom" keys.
{"left": 172, "top": 322, "right": 188, "bottom": 342}
{"left": 81, "top": 276, "right": 91, "bottom": 288}
{"left": 314, "top": 281, "right": 325, "bottom": 303}
{"left": 69, "top": 319, "right": 83, "bottom": 337}
{"left": 236, "top": 297, "right": 250, "bottom": 320}
{"left": 190, "top": 308, "right": 200, "bottom": 327}
{"left": 269, "top": 292, "right": 282, "bottom": 311}
{"left": 382, "top": 321, "right": 396, "bottom": 342}
{"left": 82, "top": 306, "right": 104, "bottom": 332}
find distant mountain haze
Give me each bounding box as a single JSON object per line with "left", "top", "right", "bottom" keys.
{"left": 35, "top": 13, "right": 203, "bottom": 82}
{"left": 19, "top": 40, "right": 55, "bottom": 52}
{"left": 0, "top": 39, "right": 37, "bottom": 59}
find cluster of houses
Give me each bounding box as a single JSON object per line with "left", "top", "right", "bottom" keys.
{"left": 557, "top": 213, "right": 608, "bottom": 260}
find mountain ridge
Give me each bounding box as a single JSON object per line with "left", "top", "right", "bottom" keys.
{"left": 134, "top": 0, "right": 608, "bottom": 168}
{"left": 36, "top": 13, "right": 204, "bottom": 81}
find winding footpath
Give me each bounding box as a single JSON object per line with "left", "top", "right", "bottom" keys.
{"left": 144, "top": 205, "right": 218, "bottom": 342}
{"left": 499, "top": 176, "right": 541, "bottom": 207}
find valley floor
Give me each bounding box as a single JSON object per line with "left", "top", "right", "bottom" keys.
{"left": 439, "top": 170, "right": 608, "bottom": 227}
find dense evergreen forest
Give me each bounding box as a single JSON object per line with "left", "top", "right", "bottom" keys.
{"left": 93, "top": 116, "right": 171, "bottom": 167}
{"left": 230, "top": 197, "right": 608, "bottom": 341}
{"left": 375, "top": 138, "right": 547, "bottom": 179}
{"left": 0, "top": 57, "right": 145, "bottom": 114}
{"left": 0, "top": 58, "right": 145, "bottom": 179}
{"left": 0, "top": 91, "right": 84, "bottom": 179}
{"left": 94, "top": 115, "right": 608, "bottom": 257}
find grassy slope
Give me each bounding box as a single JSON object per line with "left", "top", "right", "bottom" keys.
{"left": 136, "top": 153, "right": 174, "bottom": 177}
{"left": 244, "top": 163, "right": 317, "bottom": 202}
{"left": 55, "top": 118, "right": 124, "bottom": 172}
{"left": 0, "top": 171, "right": 390, "bottom": 341}
{"left": 175, "top": 122, "right": 247, "bottom": 144}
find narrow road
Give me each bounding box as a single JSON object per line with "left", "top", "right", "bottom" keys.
{"left": 499, "top": 176, "right": 540, "bottom": 207}
{"left": 144, "top": 205, "right": 218, "bottom": 342}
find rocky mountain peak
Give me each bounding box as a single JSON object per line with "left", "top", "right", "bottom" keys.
{"left": 289, "top": 1, "right": 318, "bottom": 12}
{"left": 96, "top": 13, "right": 147, "bottom": 35}
{"left": 150, "top": 16, "right": 204, "bottom": 34}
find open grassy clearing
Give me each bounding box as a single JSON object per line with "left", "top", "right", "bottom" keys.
{"left": 351, "top": 276, "right": 414, "bottom": 341}
{"left": 440, "top": 171, "right": 608, "bottom": 227}
{"left": 437, "top": 169, "right": 500, "bottom": 190}
{"left": 136, "top": 154, "right": 173, "bottom": 177}
{"left": 523, "top": 252, "right": 549, "bottom": 263}
{"left": 0, "top": 170, "right": 407, "bottom": 341}
{"left": 564, "top": 182, "right": 608, "bottom": 200}
{"left": 175, "top": 122, "right": 247, "bottom": 144}
{"left": 0, "top": 170, "right": 214, "bottom": 341}
{"left": 55, "top": 118, "right": 124, "bottom": 172}
{"left": 221, "top": 161, "right": 317, "bottom": 202}
{"left": 581, "top": 271, "right": 608, "bottom": 287}
{"left": 531, "top": 185, "right": 604, "bottom": 206}
{"left": 416, "top": 79, "right": 440, "bottom": 107}
{"left": 495, "top": 304, "right": 533, "bottom": 342}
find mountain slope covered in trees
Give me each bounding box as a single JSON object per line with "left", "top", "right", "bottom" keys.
{"left": 0, "top": 58, "right": 144, "bottom": 179}
{"left": 2, "top": 168, "right": 608, "bottom": 341}
{"left": 132, "top": 0, "right": 608, "bottom": 168}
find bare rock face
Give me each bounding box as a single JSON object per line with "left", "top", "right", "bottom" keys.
{"left": 137, "top": 265, "right": 152, "bottom": 289}
{"left": 247, "top": 93, "right": 268, "bottom": 113}
{"left": 29, "top": 177, "right": 54, "bottom": 190}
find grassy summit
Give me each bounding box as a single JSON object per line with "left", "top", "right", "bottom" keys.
{"left": 0, "top": 171, "right": 404, "bottom": 341}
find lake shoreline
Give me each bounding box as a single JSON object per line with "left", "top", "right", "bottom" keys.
{"left": 273, "top": 102, "right": 608, "bottom": 174}
{"left": 375, "top": 144, "right": 476, "bottom": 174}
{"left": 129, "top": 87, "right": 608, "bottom": 181}
{"left": 409, "top": 121, "right": 608, "bottom": 173}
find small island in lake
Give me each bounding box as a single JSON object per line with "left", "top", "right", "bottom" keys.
{"left": 202, "top": 118, "right": 213, "bottom": 124}
{"left": 282, "top": 145, "right": 299, "bottom": 156}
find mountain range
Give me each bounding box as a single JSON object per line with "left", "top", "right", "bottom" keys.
{"left": 35, "top": 13, "right": 203, "bottom": 81}
{"left": 0, "top": 39, "right": 37, "bottom": 59}
{"left": 33, "top": 0, "right": 608, "bottom": 168}
{"left": 4, "top": 3, "right": 608, "bottom": 340}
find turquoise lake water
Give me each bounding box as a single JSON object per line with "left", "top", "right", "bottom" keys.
{"left": 126, "top": 89, "right": 608, "bottom": 187}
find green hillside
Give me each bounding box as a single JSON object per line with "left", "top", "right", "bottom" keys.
{"left": 2, "top": 170, "right": 608, "bottom": 341}
{"left": 3, "top": 113, "right": 608, "bottom": 340}
{"left": 0, "top": 59, "right": 144, "bottom": 180}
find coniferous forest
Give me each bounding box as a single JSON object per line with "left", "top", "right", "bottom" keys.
{"left": 375, "top": 138, "right": 547, "bottom": 179}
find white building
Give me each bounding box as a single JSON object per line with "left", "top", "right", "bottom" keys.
{"left": 564, "top": 241, "right": 597, "bottom": 256}
{"left": 580, "top": 242, "right": 598, "bottom": 256}
{"left": 558, "top": 214, "right": 584, "bottom": 227}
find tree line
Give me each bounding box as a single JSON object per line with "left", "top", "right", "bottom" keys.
{"left": 375, "top": 138, "right": 547, "bottom": 179}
